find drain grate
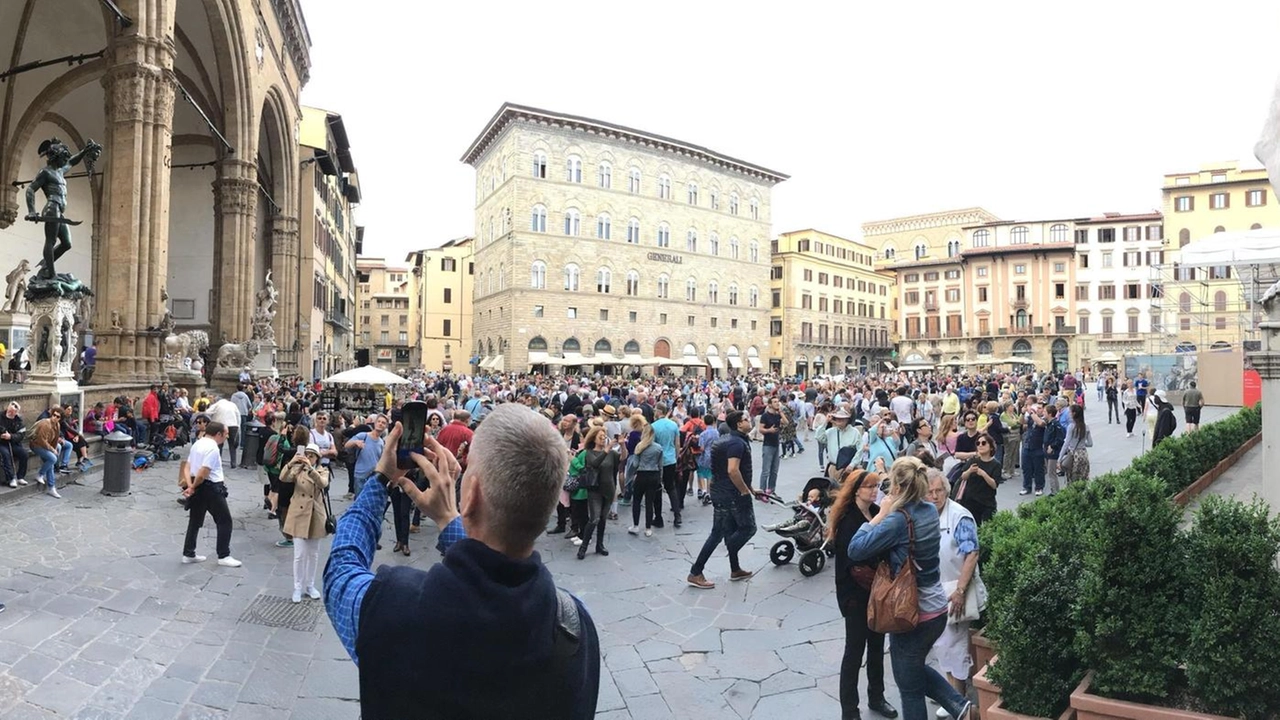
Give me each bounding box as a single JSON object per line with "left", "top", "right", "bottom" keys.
{"left": 238, "top": 594, "right": 321, "bottom": 632}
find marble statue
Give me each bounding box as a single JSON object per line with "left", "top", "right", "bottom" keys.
{"left": 164, "top": 329, "right": 209, "bottom": 372}
{"left": 215, "top": 339, "right": 261, "bottom": 369}
{"left": 2, "top": 260, "right": 30, "bottom": 314}
{"left": 250, "top": 270, "right": 278, "bottom": 343}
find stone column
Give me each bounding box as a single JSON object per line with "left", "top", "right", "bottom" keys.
{"left": 271, "top": 214, "right": 300, "bottom": 375}
{"left": 211, "top": 159, "right": 257, "bottom": 346}
{"left": 91, "top": 21, "right": 178, "bottom": 384}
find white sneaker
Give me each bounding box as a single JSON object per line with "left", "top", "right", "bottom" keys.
{"left": 291, "top": 590, "right": 302, "bottom": 604}
{"left": 628, "top": 526, "right": 639, "bottom": 535}
{"left": 16, "top": 478, "right": 27, "bottom": 486}
{"left": 306, "top": 586, "right": 321, "bottom": 600}
{"left": 216, "top": 556, "right": 242, "bottom": 568}
{"left": 571, "top": 536, "right": 583, "bottom": 546}
{"left": 34, "top": 476, "right": 43, "bottom": 486}
{"left": 645, "top": 529, "right": 653, "bottom": 537}
{"left": 182, "top": 555, "right": 206, "bottom": 564}
{"left": 6, "top": 479, "right": 14, "bottom": 488}
{"left": 46, "top": 487, "right": 61, "bottom": 499}
{"left": 1126, "top": 432, "right": 1133, "bottom": 438}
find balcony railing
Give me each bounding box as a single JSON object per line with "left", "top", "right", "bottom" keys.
{"left": 325, "top": 310, "right": 353, "bottom": 331}
{"left": 923, "top": 301, "right": 939, "bottom": 312}
{"left": 1012, "top": 297, "right": 1029, "bottom": 309}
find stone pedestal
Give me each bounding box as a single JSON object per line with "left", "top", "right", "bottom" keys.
{"left": 24, "top": 296, "right": 80, "bottom": 400}
{"left": 251, "top": 340, "right": 278, "bottom": 380}
{"left": 1249, "top": 318, "right": 1280, "bottom": 515}
{"left": 0, "top": 310, "right": 31, "bottom": 377}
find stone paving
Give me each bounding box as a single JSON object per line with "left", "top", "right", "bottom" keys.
{"left": 0, "top": 400, "right": 1239, "bottom": 719}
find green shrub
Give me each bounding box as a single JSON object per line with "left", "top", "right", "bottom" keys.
{"left": 1184, "top": 495, "right": 1280, "bottom": 719}
{"left": 1130, "top": 404, "right": 1261, "bottom": 495}
{"left": 1073, "top": 470, "right": 1188, "bottom": 702}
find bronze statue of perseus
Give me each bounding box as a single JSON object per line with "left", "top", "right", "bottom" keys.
{"left": 24, "top": 137, "right": 102, "bottom": 280}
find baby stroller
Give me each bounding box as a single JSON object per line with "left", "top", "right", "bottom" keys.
{"left": 150, "top": 415, "right": 190, "bottom": 461}
{"left": 757, "top": 477, "right": 835, "bottom": 577}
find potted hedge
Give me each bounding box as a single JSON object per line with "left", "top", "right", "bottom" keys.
{"left": 1129, "top": 404, "right": 1261, "bottom": 497}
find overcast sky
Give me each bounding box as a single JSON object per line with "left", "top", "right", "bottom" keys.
{"left": 301, "top": 0, "right": 1280, "bottom": 264}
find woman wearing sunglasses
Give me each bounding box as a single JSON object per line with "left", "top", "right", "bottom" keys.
{"left": 953, "top": 432, "right": 999, "bottom": 525}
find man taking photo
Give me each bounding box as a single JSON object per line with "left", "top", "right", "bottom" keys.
{"left": 323, "top": 404, "right": 600, "bottom": 719}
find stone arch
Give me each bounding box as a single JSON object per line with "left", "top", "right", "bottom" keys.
{"left": 654, "top": 338, "right": 671, "bottom": 359}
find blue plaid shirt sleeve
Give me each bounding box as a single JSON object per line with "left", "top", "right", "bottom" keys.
{"left": 954, "top": 516, "right": 979, "bottom": 556}
{"left": 323, "top": 478, "right": 469, "bottom": 666}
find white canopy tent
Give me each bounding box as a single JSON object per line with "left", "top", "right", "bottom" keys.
{"left": 323, "top": 365, "right": 412, "bottom": 385}
{"left": 1177, "top": 228, "right": 1280, "bottom": 305}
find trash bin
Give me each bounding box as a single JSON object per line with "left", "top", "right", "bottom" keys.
{"left": 242, "top": 418, "right": 265, "bottom": 469}
{"left": 101, "top": 430, "right": 134, "bottom": 496}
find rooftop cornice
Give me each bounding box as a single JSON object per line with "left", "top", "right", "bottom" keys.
{"left": 460, "top": 103, "right": 789, "bottom": 185}
{"left": 861, "top": 208, "right": 1000, "bottom": 236}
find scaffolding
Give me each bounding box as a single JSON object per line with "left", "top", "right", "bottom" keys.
{"left": 1149, "top": 228, "right": 1280, "bottom": 353}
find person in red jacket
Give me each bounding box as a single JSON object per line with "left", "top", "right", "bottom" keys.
{"left": 141, "top": 385, "right": 161, "bottom": 447}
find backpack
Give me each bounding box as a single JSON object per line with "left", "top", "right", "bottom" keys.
{"left": 132, "top": 451, "right": 156, "bottom": 471}
{"left": 265, "top": 433, "right": 290, "bottom": 473}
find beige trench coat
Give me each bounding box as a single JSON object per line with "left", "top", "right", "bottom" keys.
{"left": 280, "top": 458, "right": 329, "bottom": 540}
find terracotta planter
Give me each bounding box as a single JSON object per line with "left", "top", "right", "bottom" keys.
{"left": 987, "top": 696, "right": 1077, "bottom": 720}
{"left": 972, "top": 657, "right": 1001, "bottom": 719}
{"left": 1171, "top": 432, "right": 1261, "bottom": 507}
{"left": 970, "top": 626, "right": 996, "bottom": 672}
{"left": 1069, "top": 671, "right": 1235, "bottom": 720}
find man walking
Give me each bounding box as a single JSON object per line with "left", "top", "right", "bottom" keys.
{"left": 229, "top": 384, "right": 252, "bottom": 469}
{"left": 79, "top": 341, "right": 96, "bottom": 385}
{"left": 344, "top": 414, "right": 388, "bottom": 496}
{"left": 1182, "top": 381, "right": 1204, "bottom": 433}
{"left": 206, "top": 393, "right": 241, "bottom": 467}
{"left": 758, "top": 396, "right": 782, "bottom": 495}
{"left": 687, "top": 411, "right": 756, "bottom": 589}
{"left": 181, "top": 421, "right": 242, "bottom": 567}
{"left": 651, "top": 403, "right": 682, "bottom": 527}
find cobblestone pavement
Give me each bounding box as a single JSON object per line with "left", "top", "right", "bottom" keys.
{"left": 0, "top": 401, "right": 1237, "bottom": 719}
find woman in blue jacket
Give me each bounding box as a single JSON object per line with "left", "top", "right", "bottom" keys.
{"left": 847, "top": 456, "right": 973, "bottom": 720}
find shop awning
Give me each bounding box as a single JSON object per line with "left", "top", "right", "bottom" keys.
{"left": 490, "top": 355, "right": 504, "bottom": 372}
{"left": 883, "top": 361, "right": 896, "bottom": 370}
{"left": 528, "top": 351, "right": 550, "bottom": 365}
{"left": 705, "top": 355, "right": 725, "bottom": 370}
{"left": 897, "top": 363, "right": 937, "bottom": 372}
{"left": 625, "top": 353, "right": 658, "bottom": 366}
{"left": 562, "top": 352, "right": 589, "bottom": 366}
{"left": 478, "top": 356, "right": 493, "bottom": 369}
{"left": 727, "top": 356, "right": 744, "bottom": 369}
{"left": 662, "top": 356, "right": 706, "bottom": 367}
{"left": 747, "top": 356, "right": 762, "bottom": 369}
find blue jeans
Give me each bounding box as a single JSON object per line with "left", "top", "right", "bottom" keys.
{"left": 1021, "top": 448, "right": 1045, "bottom": 492}
{"left": 33, "top": 447, "right": 57, "bottom": 486}
{"left": 689, "top": 495, "right": 757, "bottom": 576}
{"left": 760, "top": 444, "right": 780, "bottom": 492}
{"left": 889, "top": 613, "right": 969, "bottom": 720}
{"left": 58, "top": 442, "right": 72, "bottom": 467}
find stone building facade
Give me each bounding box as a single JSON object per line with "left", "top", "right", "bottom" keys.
{"left": 459, "top": 103, "right": 786, "bottom": 374}
{"left": 0, "top": 0, "right": 313, "bottom": 383}
{"left": 355, "top": 258, "right": 416, "bottom": 371}
{"left": 407, "top": 237, "right": 474, "bottom": 374}
{"left": 769, "top": 229, "right": 894, "bottom": 377}
{"left": 1072, "top": 212, "right": 1164, "bottom": 365}
{"left": 297, "top": 106, "right": 359, "bottom": 380}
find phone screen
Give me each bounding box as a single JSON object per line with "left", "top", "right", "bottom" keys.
{"left": 398, "top": 401, "right": 428, "bottom": 470}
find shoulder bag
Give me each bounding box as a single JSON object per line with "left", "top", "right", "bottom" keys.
{"left": 867, "top": 509, "right": 920, "bottom": 634}
{"left": 322, "top": 487, "right": 336, "bottom": 535}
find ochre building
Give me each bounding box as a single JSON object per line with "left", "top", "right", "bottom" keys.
{"left": 460, "top": 103, "right": 786, "bottom": 375}
{"left": 355, "top": 258, "right": 416, "bottom": 371}
{"left": 407, "top": 237, "right": 474, "bottom": 375}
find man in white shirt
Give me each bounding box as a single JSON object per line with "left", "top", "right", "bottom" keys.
{"left": 889, "top": 386, "right": 916, "bottom": 441}
{"left": 206, "top": 394, "right": 241, "bottom": 466}
{"left": 181, "top": 421, "right": 241, "bottom": 567}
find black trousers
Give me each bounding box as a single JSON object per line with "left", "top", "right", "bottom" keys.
{"left": 1125, "top": 408, "right": 1137, "bottom": 433}
{"left": 841, "top": 592, "right": 887, "bottom": 718}
{"left": 389, "top": 486, "right": 412, "bottom": 546}
{"left": 659, "top": 463, "right": 680, "bottom": 517}
{"left": 183, "top": 482, "right": 233, "bottom": 559}
{"left": 225, "top": 426, "right": 240, "bottom": 467}
{"left": 632, "top": 470, "right": 662, "bottom": 528}
{"left": 1107, "top": 398, "right": 1120, "bottom": 423}
{"left": 1, "top": 441, "right": 29, "bottom": 480}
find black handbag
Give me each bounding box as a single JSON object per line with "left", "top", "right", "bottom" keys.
{"left": 578, "top": 464, "right": 599, "bottom": 490}
{"left": 322, "top": 488, "right": 336, "bottom": 535}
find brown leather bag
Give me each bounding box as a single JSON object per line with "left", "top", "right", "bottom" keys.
{"left": 866, "top": 509, "right": 920, "bottom": 634}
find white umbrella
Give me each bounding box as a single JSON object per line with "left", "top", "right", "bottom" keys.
{"left": 323, "top": 365, "right": 412, "bottom": 386}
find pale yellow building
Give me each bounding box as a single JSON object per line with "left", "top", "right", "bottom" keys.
{"left": 460, "top": 103, "right": 785, "bottom": 374}
{"left": 297, "top": 106, "right": 360, "bottom": 380}
{"left": 1157, "top": 161, "right": 1280, "bottom": 351}
{"left": 407, "top": 238, "right": 474, "bottom": 374}
{"left": 769, "top": 229, "right": 894, "bottom": 377}
{"left": 355, "top": 258, "right": 417, "bottom": 371}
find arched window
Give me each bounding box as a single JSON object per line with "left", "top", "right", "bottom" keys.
{"left": 682, "top": 343, "right": 697, "bottom": 357}
{"left": 597, "top": 161, "right": 611, "bottom": 188}
{"left": 709, "top": 233, "right": 719, "bottom": 256}
{"left": 977, "top": 339, "right": 993, "bottom": 355}
{"left": 1012, "top": 339, "right": 1032, "bottom": 357}
{"left": 627, "top": 217, "right": 641, "bottom": 244}
{"left": 1179, "top": 292, "right": 1192, "bottom": 313}
{"left": 914, "top": 242, "right": 927, "bottom": 260}
{"left": 947, "top": 239, "right": 960, "bottom": 257}
{"left": 530, "top": 261, "right": 546, "bottom": 289}
{"left": 1252, "top": 223, "right": 1263, "bottom": 230}
{"left": 658, "top": 174, "right": 671, "bottom": 199}
{"left": 1179, "top": 228, "right": 1191, "bottom": 247}
{"left": 1214, "top": 291, "right": 1227, "bottom": 312}
{"left": 749, "top": 197, "right": 759, "bottom": 220}
{"left": 972, "top": 229, "right": 990, "bottom": 247}
{"left": 749, "top": 286, "right": 759, "bottom": 308}
{"left": 594, "top": 338, "right": 612, "bottom": 354}
{"left": 1050, "top": 224, "right": 1069, "bottom": 243}
{"left": 530, "top": 204, "right": 546, "bottom": 233}
{"left": 624, "top": 340, "right": 641, "bottom": 354}
{"left": 686, "top": 229, "right": 698, "bottom": 252}
{"left": 563, "top": 208, "right": 581, "bottom": 236}
{"left": 729, "top": 192, "right": 740, "bottom": 215}
{"left": 565, "top": 155, "right": 582, "bottom": 183}
{"left": 1010, "top": 226, "right": 1029, "bottom": 244}
{"left": 1214, "top": 226, "right": 1225, "bottom": 233}
{"left": 626, "top": 270, "right": 639, "bottom": 296}
{"left": 687, "top": 182, "right": 699, "bottom": 205}
{"left": 596, "top": 213, "right": 611, "bottom": 240}
{"left": 498, "top": 263, "right": 505, "bottom": 290}
{"left": 883, "top": 245, "right": 897, "bottom": 260}
{"left": 563, "top": 263, "right": 580, "bottom": 292}
{"left": 750, "top": 240, "right": 760, "bottom": 263}
{"left": 528, "top": 336, "right": 548, "bottom": 351}
{"left": 628, "top": 167, "right": 641, "bottom": 193}
{"left": 686, "top": 277, "right": 697, "bottom": 302}
{"left": 532, "top": 151, "right": 547, "bottom": 178}
{"left": 729, "top": 237, "right": 740, "bottom": 260}
{"left": 657, "top": 274, "right": 669, "bottom": 299}
{"left": 656, "top": 223, "right": 670, "bottom": 248}
{"left": 708, "top": 281, "right": 718, "bottom": 303}
{"left": 596, "top": 267, "right": 611, "bottom": 294}
{"left": 728, "top": 284, "right": 739, "bottom": 305}
{"left": 1015, "top": 309, "right": 1029, "bottom": 328}
{"left": 562, "top": 338, "right": 580, "bottom": 353}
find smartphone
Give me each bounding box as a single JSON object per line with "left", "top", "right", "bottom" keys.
{"left": 398, "top": 401, "right": 429, "bottom": 470}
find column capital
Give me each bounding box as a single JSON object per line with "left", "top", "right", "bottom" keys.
{"left": 212, "top": 176, "right": 258, "bottom": 217}
{"left": 1249, "top": 352, "right": 1280, "bottom": 380}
